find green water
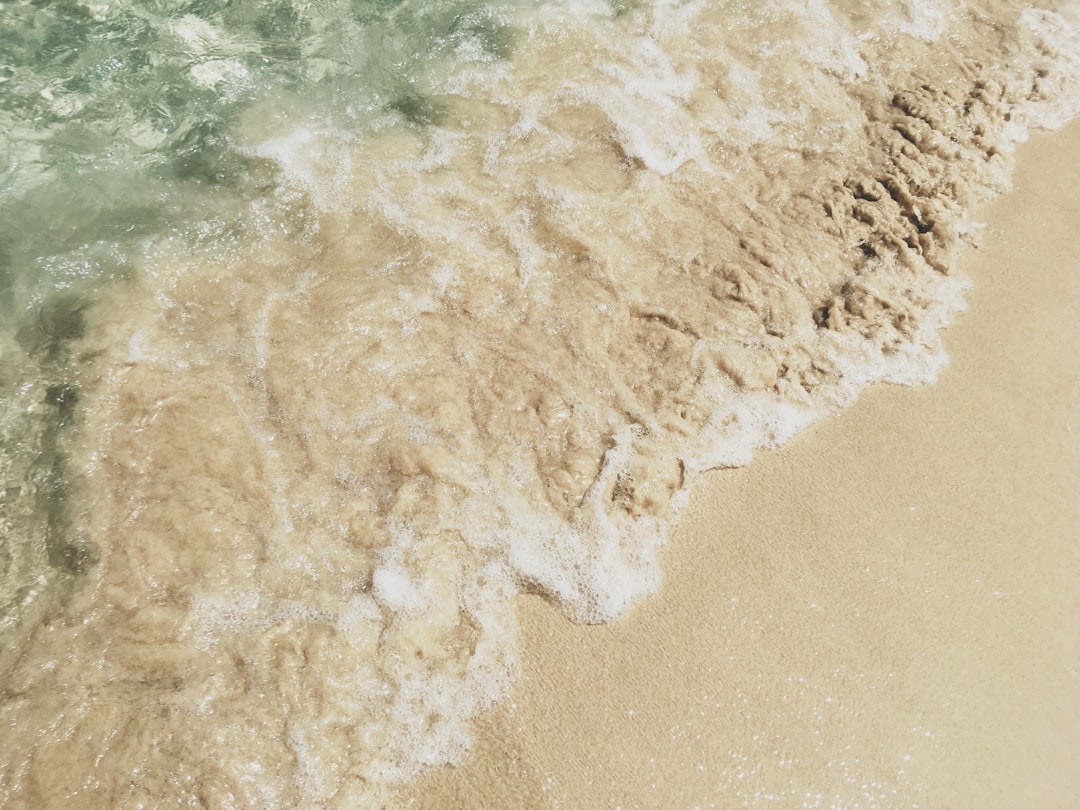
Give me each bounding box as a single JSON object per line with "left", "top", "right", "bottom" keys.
{"left": 0, "top": 0, "right": 523, "bottom": 651}
{"left": 0, "top": 0, "right": 521, "bottom": 311}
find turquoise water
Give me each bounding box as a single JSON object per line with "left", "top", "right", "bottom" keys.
{"left": 2, "top": 0, "right": 1080, "bottom": 806}
{"left": 0, "top": 0, "right": 521, "bottom": 663}
{"left": 1, "top": 0, "right": 521, "bottom": 306}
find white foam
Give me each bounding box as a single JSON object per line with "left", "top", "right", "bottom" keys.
{"left": 8, "top": 0, "right": 1080, "bottom": 806}
{"left": 372, "top": 562, "right": 426, "bottom": 615}
{"left": 241, "top": 125, "right": 356, "bottom": 212}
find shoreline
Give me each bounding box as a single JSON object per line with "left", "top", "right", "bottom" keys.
{"left": 404, "top": 120, "right": 1080, "bottom": 808}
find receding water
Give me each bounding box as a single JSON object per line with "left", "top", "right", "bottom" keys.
{"left": 2, "top": 0, "right": 1079, "bottom": 806}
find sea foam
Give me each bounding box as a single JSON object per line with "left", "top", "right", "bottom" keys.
{"left": 2, "top": 0, "right": 1080, "bottom": 806}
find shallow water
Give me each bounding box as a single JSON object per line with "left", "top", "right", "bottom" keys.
{"left": 2, "top": 0, "right": 1079, "bottom": 806}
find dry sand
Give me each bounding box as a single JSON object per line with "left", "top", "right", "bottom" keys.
{"left": 403, "top": 120, "right": 1080, "bottom": 808}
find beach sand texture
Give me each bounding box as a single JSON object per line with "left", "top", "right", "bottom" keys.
{"left": 405, "top": 122, "right": 1080, "bottom": 809}
{"left": 2, "top": 2, "right": 1079, "bottom": 806}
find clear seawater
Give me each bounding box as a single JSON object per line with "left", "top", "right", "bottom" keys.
{"left": 1, "top": 0, "right": 1079, "bottom": 805}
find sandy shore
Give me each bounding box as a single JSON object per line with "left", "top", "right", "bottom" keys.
{"left": 403, "top": 120, "right": 1080, "bottom": 809}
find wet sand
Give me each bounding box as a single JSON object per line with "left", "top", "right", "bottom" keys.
{"left": 404, "top": 120, "right": 1080, "bottom": 808}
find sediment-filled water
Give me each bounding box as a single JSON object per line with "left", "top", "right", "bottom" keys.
{"left": 2, "top": 0, "right": 1079, "bottom": 806}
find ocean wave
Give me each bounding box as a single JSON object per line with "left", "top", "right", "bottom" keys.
{"left": 2, "top": 0, "right": 1079, "bottom": 805}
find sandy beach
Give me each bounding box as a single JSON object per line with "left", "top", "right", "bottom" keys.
{"left": 404, "top": 120, "right": 1080, "bottom": 809}
{"left": 4, "top": 3, "right": 1080, "bottom": 807}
